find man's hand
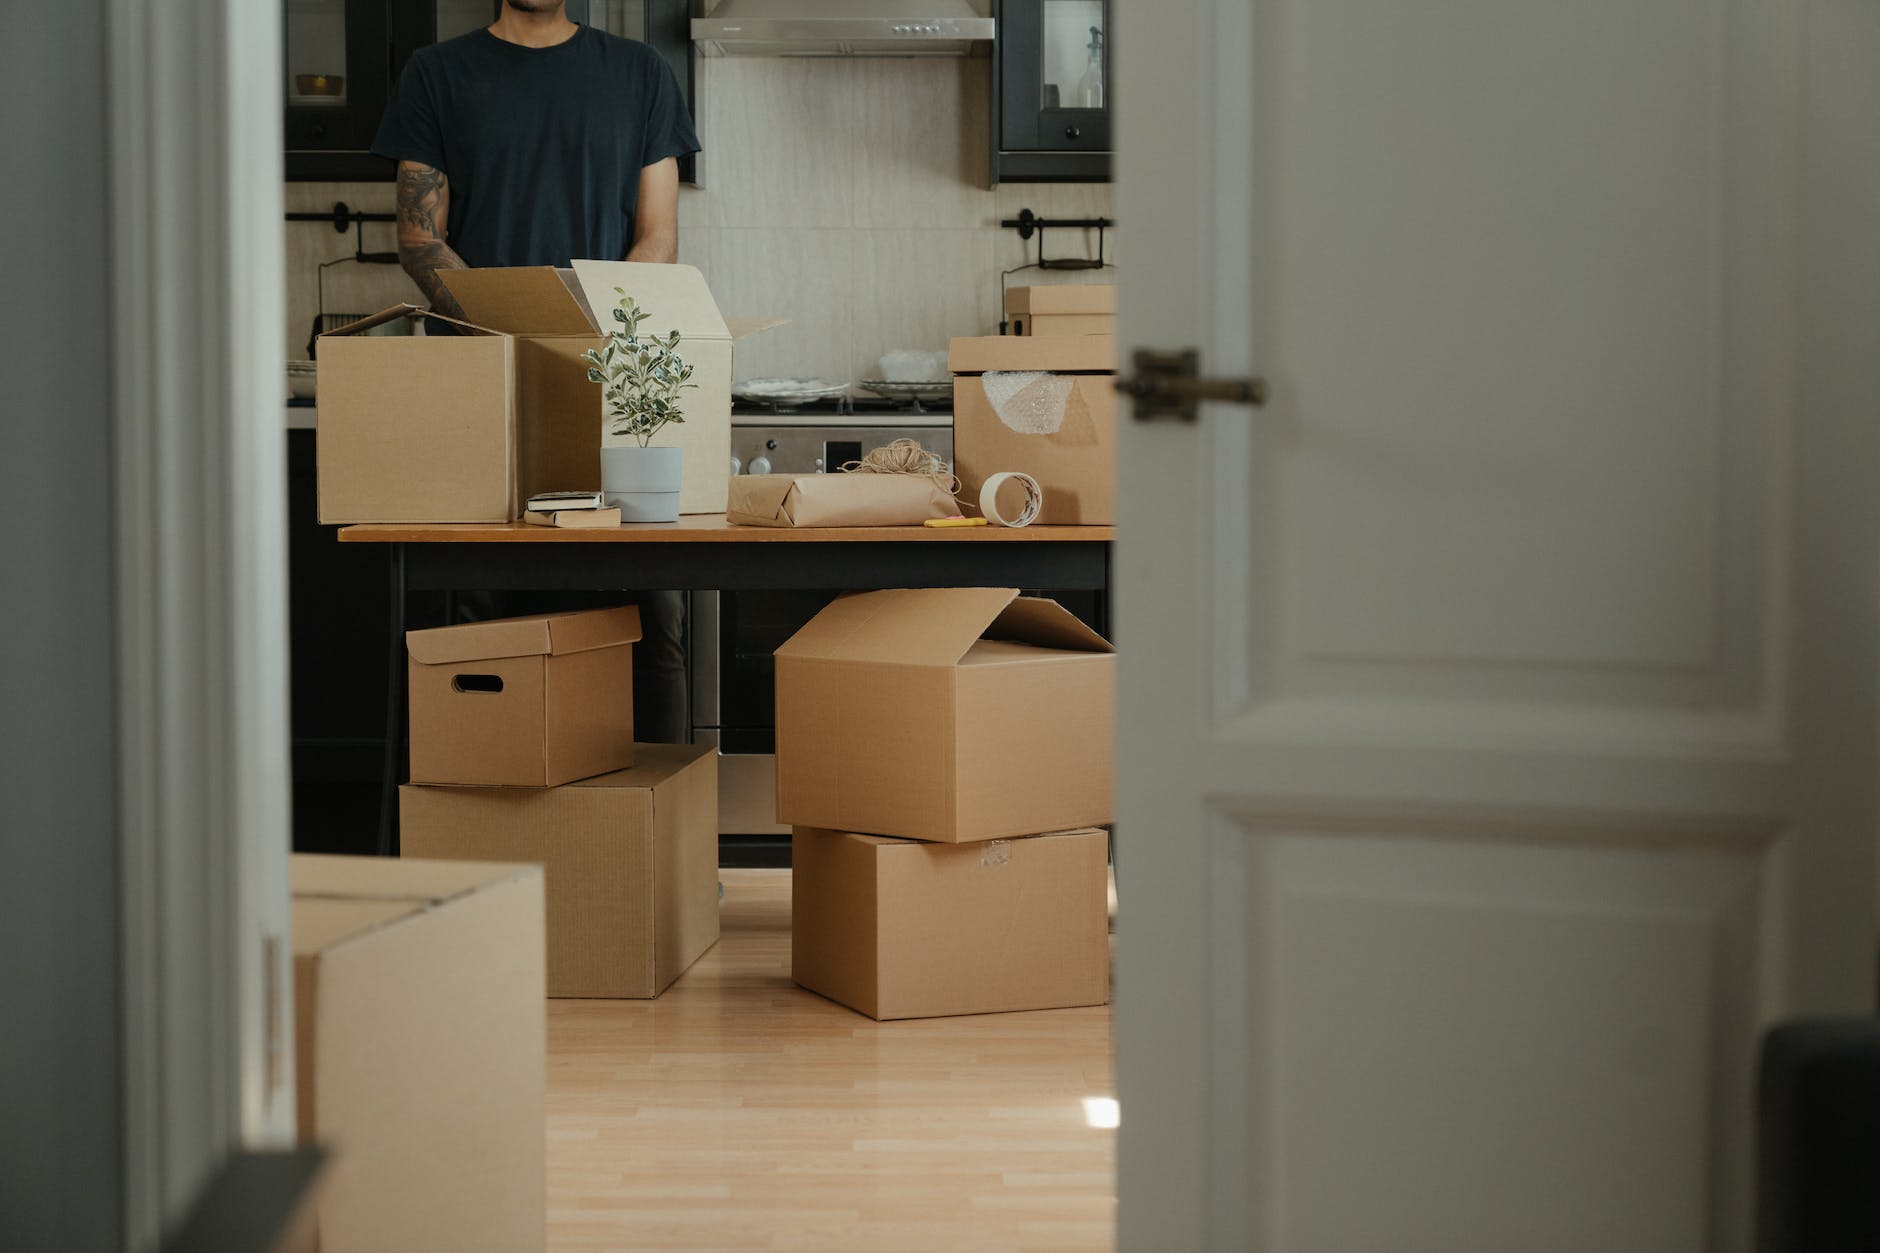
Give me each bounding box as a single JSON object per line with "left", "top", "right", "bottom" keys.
{"left": 395, "top": 160, "right": 470, "bottom": 320}
{"left": 626, "top": 157, "right": 680, "bottom": 263}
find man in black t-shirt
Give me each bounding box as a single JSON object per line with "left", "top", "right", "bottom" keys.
{"left": 373, "top": 0, "right": 702, "bottom": 742}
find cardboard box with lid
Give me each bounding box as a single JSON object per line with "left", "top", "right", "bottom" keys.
{"left": 401, "top": 743, "right": 720, "bottom": 999}
{"left": 406, "top": 606, "right": 640, "bottom": 788}
{"left": 316, "top": 263, "right": 779, "bottom": 522}
{"left": 1004, "top": 283, "right": 1116, "bottom": 337}
{"left": 791, "top": 826, "right": 1110, "bottom": 1020}
{"left": 774, "top": 587, "right": 1115, "bottom": 843}
{"left": 950, "top": 334, "right": 1117, "bottom": 525}
{"left": 291, "top": 853, "right": 545, "bottom": 1253}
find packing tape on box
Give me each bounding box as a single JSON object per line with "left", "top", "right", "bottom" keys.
{"left": 979, "top": 471, "right": 1043, "bottom": 528}
{"left": 983, "top": 370, "right": 1073, "bottom": 435}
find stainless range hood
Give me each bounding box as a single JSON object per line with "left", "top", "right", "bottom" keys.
{"left": 691, "top": 0, "right": 995, "bottom": 58}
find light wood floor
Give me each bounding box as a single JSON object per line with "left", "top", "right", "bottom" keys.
{"left": 545, "top": 869, "right": 1116, "bottom": 1252}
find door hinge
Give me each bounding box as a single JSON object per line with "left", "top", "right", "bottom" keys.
{"left": 1116, "top": 348, "right": 1268, "bottom": 421}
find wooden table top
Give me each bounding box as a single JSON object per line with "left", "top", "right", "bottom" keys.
{"left": 338, "top": 515, "right": 1116, "bottom": 543}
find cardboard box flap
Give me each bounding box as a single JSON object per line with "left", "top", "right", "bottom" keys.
{"left": 948, "top": 334, "right": 1116, "bottom": 375}
{"left": 440, "top": 267, "right": 596, "bottom": 336}
{"left": 292, "top": 897, "right": 426, "bottom": 956}
{"left": 406, "top": 607, "right": 642, "bottom": 666}
{"left": 291, "top": 852, "right": 531, "bottom": 902}
{"left": 1004, "top": 285, "right": 1117, "bottom": 316}
{"left": 775, "top": 587, "right": 1021, "bottom": 667}
{"left": 570, "top": 260, "right": 730, "bottom": 341}
{"left": 985, "top": 597, "right": 1115, "bottom": 655}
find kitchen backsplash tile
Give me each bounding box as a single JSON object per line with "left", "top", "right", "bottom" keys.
{"left": 849, "top": 229, "right": 1000, "bottom": 384}
{"left": 849, "top": 60, "right": 997, "bottom": 230}
{"left": 284, "top": 58, "right": 1113, "bottom": 382}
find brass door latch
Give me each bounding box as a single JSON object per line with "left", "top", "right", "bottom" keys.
{"left": 1116, "top": 348, "right": 1268, "bottom": 421}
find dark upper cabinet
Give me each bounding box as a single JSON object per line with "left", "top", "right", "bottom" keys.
{"left": 285, "top": 0, "right": 698, "bottom": 183}
{"left": 992, "top": 0, "right": 1112, "bottom": 184}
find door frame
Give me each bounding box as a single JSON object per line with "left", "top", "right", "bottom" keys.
{"left": 108, "top": 0, "right": 296, "bottom": 1243}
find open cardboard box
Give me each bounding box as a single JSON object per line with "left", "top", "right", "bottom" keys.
{"left": 775, "top": 587, "right": 1115, "bottom": 843}
{"left": 446, "top": 263, "right": 782, "bottom": 516}
{"left": 950, "top": 334, "right": 1117, "bottom": 525}
{"left": 317, "top": 265, "right": 781, "bottom": 522}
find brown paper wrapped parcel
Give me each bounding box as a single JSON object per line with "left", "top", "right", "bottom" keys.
{"left": 726, "top": 473, "right": 957, "bottom": 528}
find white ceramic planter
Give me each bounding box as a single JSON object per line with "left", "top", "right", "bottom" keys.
{"left": 601, "top": 445, "right": 683, "bottom": 523}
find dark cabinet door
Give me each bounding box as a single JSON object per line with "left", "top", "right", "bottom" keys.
{"left": 993, "top": 0, "right": 1112, "bottom": 183}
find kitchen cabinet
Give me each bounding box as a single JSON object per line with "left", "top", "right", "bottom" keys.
{"left": 286, "top": 0, "right": 698, "bottom": 183}
{"left": 991, "top": 0, "right": 1112, "bottom": 184}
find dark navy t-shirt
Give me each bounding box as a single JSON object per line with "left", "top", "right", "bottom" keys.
{"left": 371, "top": 26, "right": 699, "bottom": 268}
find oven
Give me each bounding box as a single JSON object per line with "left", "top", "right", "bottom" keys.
{"left": 693, "top": 402, "right": 954, "bottom": 851}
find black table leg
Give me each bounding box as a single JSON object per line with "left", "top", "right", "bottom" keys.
{"left": 376, "top": 543, "right": 407, "bottom": 856}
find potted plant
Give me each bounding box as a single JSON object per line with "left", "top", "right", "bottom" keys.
{"left": 586, "top": 287, "right": 697, "bottom": 522}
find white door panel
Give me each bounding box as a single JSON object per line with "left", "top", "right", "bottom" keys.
{"left": 1115, "top": 0, "right": 1874, "bottom": 1246}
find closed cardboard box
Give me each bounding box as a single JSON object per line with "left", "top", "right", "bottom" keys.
{"left": 775, "top": 588, "right": 1115, "bottom": 842}
{"left": 792, "top": 826, "right": 1110, "bottom": 1020}
{"left": 950, "top": 334, "right": 1117, "bottom": 525}
{"left": 407, "top": 606, "right": 640, "bottom": 788}
{"left": 1004, "top": 284, "right": 1116, "bottom": 337}
{"left": 400, "top": 744, "right": 721, "bottom": 998}
{"left": 292, "top": 854, "right": 545, "bottom": 1253}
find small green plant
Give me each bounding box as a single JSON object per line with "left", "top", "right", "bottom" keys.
{"left": 582, "top": 287, "right": 697, "bottom": 447}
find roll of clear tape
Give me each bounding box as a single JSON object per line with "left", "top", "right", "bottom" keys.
{"left": 979, "top": 471, "right": 1043, "bottom": 528}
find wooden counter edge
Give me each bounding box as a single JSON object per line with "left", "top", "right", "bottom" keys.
{"left": 337, "top": 517, "right": 1116, "bottom": 543}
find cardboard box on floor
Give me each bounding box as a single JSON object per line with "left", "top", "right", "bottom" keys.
{"left": 775, "top": 588, "right": 1115, "bottom": 842}
{"left": 400, "top": 744, "right": 720, "bottom": 999}
{"left": 950, "top": 334, "right": 1117, "bottom": 525}
{"left": 792, "top": 826, "right": 1110, "bottom": 1020}
{"left": 1004, "top": 284, "right": 1116, "bottom": 337}
{"left": 407, "top": 606, "right": 640, "bottom": 788}
{"left": 291, "top": 853, "right": 545, "bottom": 1253}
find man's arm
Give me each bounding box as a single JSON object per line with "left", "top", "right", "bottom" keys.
{"left": 626, "top": 157, "right": 680, "bottom": 263}
{"left": 394, "top": 160, "right": 470, "bottom": 319}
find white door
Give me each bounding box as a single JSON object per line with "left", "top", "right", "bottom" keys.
{"left": 1113, "top": 1, "right": 1880, "bottom": 1249}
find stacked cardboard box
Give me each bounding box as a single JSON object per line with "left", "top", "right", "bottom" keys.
{"left": 776, "top": 587, "right": 1115, "bottom": 1020}
{"left": 397, "top": 606, "right": 722, "bottom": 998}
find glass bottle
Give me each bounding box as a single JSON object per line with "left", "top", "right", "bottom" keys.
{"left": 1076, "top": 25, "right": 1105, "bottom": 110}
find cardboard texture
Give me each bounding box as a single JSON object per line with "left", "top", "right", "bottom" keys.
{"left": 569, "top": 260, "right": 782, "bottom": 515}
{"left": 290, "top": 853, "right": 545, "bottom": 1253}
{"left": 406, "top": 606, "right": 641, "bottom": 788}
{"left": 950, "top": 335, "right": 1117, "bottom": 524}
{"left": 774, "top": 588, "right": 1115, "bottom": 842}
{"left": 316, "top": 308, "right": 519, "bottom": 523}
{"left": 726, "top": 473, "right": 959, "bottom": 527}
{"left": 400, "top": 744, "right": 720, "bottom": 998}
{"left": 1004, "top": 284, "right": 1117, "bottom": 337}
{"left": 791, "top": 827, "right": 1110, "bottom": 1020}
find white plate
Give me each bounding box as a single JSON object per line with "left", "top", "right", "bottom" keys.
{"left": 733, "top": 377, "right": 851, "bottom": 406}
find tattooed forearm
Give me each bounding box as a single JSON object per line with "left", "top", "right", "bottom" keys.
{"left": 394, "top": 160, "right": 469, "bottom": 320}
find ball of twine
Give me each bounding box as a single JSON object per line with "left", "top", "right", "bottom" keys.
{"left": 839, "top": 438, "right": 960, "bottom": 496}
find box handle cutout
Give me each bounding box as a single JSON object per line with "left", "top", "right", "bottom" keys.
{"left": 452, "top": 674, "right": 505, "bottom": 694}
